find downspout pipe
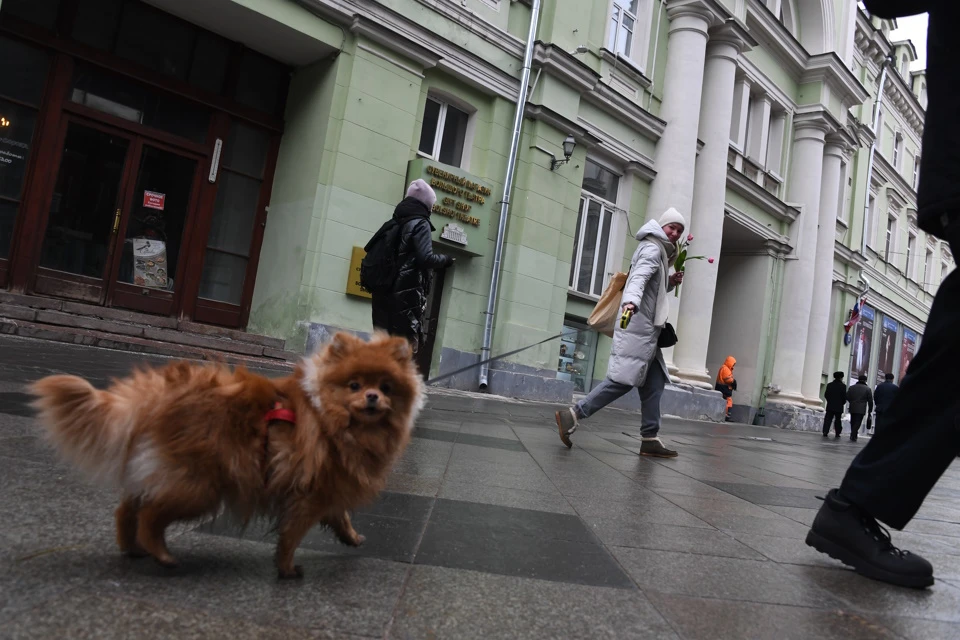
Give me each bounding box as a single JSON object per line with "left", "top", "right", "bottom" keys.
{"left": 860, "top": 56, "right": 894, "bottom": 256}
{"left": 478, "top": 0, "right": 542, "bottom": 390}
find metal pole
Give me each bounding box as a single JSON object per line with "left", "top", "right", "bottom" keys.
{"left": 478, "top": 0, "right": 542, "bottom": 390}
{"left": 861, "top": 57, "right": 893, "bottom": 256}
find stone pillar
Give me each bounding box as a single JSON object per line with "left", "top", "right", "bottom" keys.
{"left": 674, "top": 23, "right": 753, "bottom": 388}
{"left": 644, "top": 4, "right": 714, "bottom": 219}
{"left": 769, "top": 113, "right": 830, "bottom": 405}
{"left": 800, "top": 139, "right": 848, "bottom": 402}
{"left": 643, "top": 2, "right": 715, "bottom": 373}
{"left": 745, "top": 95, "right": 773, "bottom": 167}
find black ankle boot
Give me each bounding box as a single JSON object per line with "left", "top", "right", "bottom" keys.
{"left": 806, "top": 489, "right": 933, "bottom": 588}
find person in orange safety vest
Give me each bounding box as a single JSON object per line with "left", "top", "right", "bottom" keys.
{"left": 715, "top": 356, "right": 737, "bottom": 422}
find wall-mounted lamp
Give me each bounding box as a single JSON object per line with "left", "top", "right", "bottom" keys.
{"left": 553, "top": 135, "right": 576, "bottom": 170}
{"left": 531, "top": 135, "right": 577, "bottom": 171}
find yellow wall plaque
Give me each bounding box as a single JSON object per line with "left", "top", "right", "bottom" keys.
{"left": 346, "top": 246, "right": 372, "bottom": 299}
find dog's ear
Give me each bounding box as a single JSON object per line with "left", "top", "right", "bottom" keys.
{"left": 325, "top": 332, "right": 360, "bottom": 361}
{"left": 387, "top": 337, "right": 413, "bottom": 363}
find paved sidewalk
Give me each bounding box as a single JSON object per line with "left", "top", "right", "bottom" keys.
{"left": 1, "top": 336, "right": 959, "bottom": 639}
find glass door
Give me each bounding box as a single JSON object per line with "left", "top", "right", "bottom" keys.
{"left": 108, "top": 143, "right": 200, "bottom": 316}
{"left": 34, "top": 119, "right": 135, "bottom": 303}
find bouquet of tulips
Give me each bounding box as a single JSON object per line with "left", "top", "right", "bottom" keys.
{"left": 673, "top": 233, "right": 714, "bottom": 297}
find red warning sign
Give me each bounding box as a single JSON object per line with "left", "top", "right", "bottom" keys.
{"left": 143, "top": 191, "right": 166, "bottom": 210}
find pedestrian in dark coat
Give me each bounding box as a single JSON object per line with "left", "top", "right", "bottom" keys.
{"left": 846, "top": 375, "right": 874, "bottom": 443}
{"left": 371, "top": 179, "right": 453, "bottom": 354}
{"left": 822, "top": 372, "right": 847, "bottom": 438}
{"left": 807, "top": 0, "right": 958, "bottom": 590}
{"left": 873, "top": 373, "right": 900, "bottom": 434}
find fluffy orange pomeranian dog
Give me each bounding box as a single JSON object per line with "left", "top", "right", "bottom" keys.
{"left": 29, "top": 332, "right": 424, "bottom": 579}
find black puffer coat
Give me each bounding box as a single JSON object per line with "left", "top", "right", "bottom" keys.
{"left": 371, "top": 198, "right": 451, "bottom": 349}
{"left": 864, "top": 1, "right": 960, "bottom": 242}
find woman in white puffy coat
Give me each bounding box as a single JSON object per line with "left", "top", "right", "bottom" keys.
{"left": 555, "top": 209, "right": 686, "bottom": 457}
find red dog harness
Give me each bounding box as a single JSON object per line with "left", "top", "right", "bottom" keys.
{"left": 262, "top": 402, "right": 296, "bottom": 482}
{"left": 265, "top": 402, "right": 296, "bottom": 424}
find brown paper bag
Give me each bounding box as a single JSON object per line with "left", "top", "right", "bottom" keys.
{"left": 587, "top": 272, "right": 627, "bottom": 337}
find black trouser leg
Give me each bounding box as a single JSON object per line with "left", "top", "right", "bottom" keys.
{"left": 833, "top": 411, "right": 843, "bottom": 437}
{"left": 839, "top": 266, "right": 960, "bottom": 529}
{"left": 823, "top": 411, "right": 841, "bottom": 436}
{"left": 850, "top": 413, "right": 864, "bottom": 440}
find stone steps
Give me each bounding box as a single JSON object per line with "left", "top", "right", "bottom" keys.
{"left": 0, "top": 293, "right": 299, "bottom": 371}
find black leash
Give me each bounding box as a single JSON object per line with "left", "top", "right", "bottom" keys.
{"left": 426, "top": 329, "right": 580, "bottom": 386}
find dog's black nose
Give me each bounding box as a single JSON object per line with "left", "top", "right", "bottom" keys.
{"left": 365, "top": 392, "right": 379, "bottom": 404}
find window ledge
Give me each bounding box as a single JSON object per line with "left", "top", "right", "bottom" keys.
{"left": 836, "top": 217, "right": 850, "bottom": 230}
{"left": 598, "top": 49, "right": 652, "bottom": 90}
{"left": 567, "top": 288, "right": 601, "bottom": 304}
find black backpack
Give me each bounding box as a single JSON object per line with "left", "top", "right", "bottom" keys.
{"left": 360, "top": 219, "right": 403, "bottom": 294}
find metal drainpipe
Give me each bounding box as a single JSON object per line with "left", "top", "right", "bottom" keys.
{"left": 478, "top": 0, "right": 543, "bottom": 390}
{"left": 861, "top": 56, "right": 894, "bottom": 256}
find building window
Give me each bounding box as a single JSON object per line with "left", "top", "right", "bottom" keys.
{"left": 0, "top": 36, "right": 51, "bottom": 260}
{"left": 885, "top": 214, "right": 898, "bottom": 263}
{"left": 839, "top": 162, "right": 852, "bottom": 223}
{"left": 906, "top": 231, "right": 917, "bottom": 280}
{"left": 607, "top": 1, "right": 651, "bottom": 69}
{"left": 418, "top": 97, "right": 469, "bottom": 168}
{"left": 570, "top": 159, "right": 621, "bottom": 298}
{"left": 609, "top": 1, "right": 638, "bottom": 57}
{"left": 943, "top": 260, "right": 951, "bottom": 284}
{"left": 913, "top": 155, "right": 921, "bottom": 190}
{"left": 876, "top": 108, "right": 884, "bottom": 143}
{"left": 924, "top": 246, "right": 934, "bottom": 290}
{"left": 920, "top": 83, "right": 928, "bottom": 109}
{"left": 901, "top": 53, "right": 909, "bottom": 76}
{"left": 893, "top": 132, "right": 903, "bottom": 170}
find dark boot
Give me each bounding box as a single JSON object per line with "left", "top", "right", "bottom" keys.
{"left": 806, "top": 489, "right": 933, "bottom": 589}
{"left": 554, "top": 408, "right": 578, "bottom": 449}
{"left": 639, "top": 437, "right": 678, "bottom": 458}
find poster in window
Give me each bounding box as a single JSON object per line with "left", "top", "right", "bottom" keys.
{"left": 900, "top": 328, "right": 918, "bottom": 383}
{"left": 850, "top": 305, "right": 875, "bottom": 381}
{"left": 877, "top": 316, "right": 898, "bottom": 381}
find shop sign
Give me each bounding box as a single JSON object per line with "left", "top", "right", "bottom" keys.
{"left": 440, "top": 223, "right": 468, "bottom": 246}
{"left": 406, "top": 158, "right": 493, "bottom": 257}
{"left": 143, "top": 191, "right": 166, "bottom": 210}
{"left": 346, "top": 246, "right": 372, "bottom": 299}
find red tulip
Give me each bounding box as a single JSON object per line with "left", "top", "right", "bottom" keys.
{"left": 708, "top": 257, "right": 715, "bottom": 264}
{"left": 687, "top": 234, "right": 694, "bottom": 242}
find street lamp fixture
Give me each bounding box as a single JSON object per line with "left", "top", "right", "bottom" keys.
{"left": 551, "top": 135, "right": 577, "bottom": 171}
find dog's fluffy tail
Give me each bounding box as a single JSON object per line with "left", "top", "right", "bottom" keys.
{"left": 29, "top": 375, "right": 133, "bottom": 486}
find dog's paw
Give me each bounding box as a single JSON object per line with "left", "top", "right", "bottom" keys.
{"left": 338, "top": 532, "right": 365, "bottom": 547}
{"left": 278, "top": 565, "right": 304, "bottom": 580}
{"left": 154, "top": 554, "right": 179, "bottom": 569}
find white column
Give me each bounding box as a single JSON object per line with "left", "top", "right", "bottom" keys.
{"left": 730, "top": 76, "right": 752, "bottom": 151}
{"left": 800, "top": 140, "right": 847, "bottom": 402}
{"left": 745, "top": 95, "right": 772, "bottom": 167}
{"left": 643, "top": 3, "right": 714, "bottom": 374}
{"left": 674, "top": 25, "right": 751, "bottom": 388}
{"left": 769, "top": 114, "right": 830, "bottom": 405}
{"left": 644, "top": 4, "right": 714, "bottom": 220}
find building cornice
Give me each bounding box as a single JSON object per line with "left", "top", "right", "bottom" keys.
{"left": 726, "top": 168, "right": 801, "bottom": 225}
{"left": 860, "top": 261, "right": 934, "bottom": 321}
{"left": 873, "top": 152, "right": 917, "bottom": 207}
{"left": 723, "top": 205, "right": 792, "bottom": 252}
{"left": 524, "top": 104, "right": 602, "bottom": 151}
{"left": 534, "top": 43, "right": 600, "bottom": 94}
{"left": 854, "top": 8, "right": 892, "bottom": 67}
{"left": 581, "top": 83, "right": 666, "bottom": 144}
{"left": 737, "top": 56, "right": 796, "bottom": 110}
{"left": 882, "top": 72, "right": 925, "bottom": 140}
{"left": 834, "top": 241, "right": 869, "bottom": 270}
{"left": 803, "top": 53, "right": 870, "bottom": 107}
{"left": 576, "top": 116, "right": 656, "bottom": 180}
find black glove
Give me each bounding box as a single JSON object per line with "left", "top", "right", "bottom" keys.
{"left": 445, "top": 256, "right": 456, "bottom": 268}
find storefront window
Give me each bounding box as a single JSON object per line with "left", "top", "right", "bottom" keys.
{"left": 70, "top": 63, "right": 212, "bottom": 143}
{"left": 556, "top": 323, "right": 598, "bottom": 394}
{"left": 0, "top": 36, "right": 50, "bottom": 260}
{"left": 849, "top": 305, "right": 875, "bottom": 383}
{"left": 198, "top": 122, "right": 271, "bottom": 305}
